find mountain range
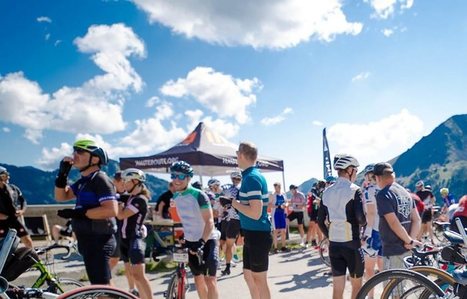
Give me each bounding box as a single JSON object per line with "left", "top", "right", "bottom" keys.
{"left": 1, "top": 114, "right": 465, "bottom": 204}
{"left": 296, "top": 114, "right": 466, "bottom": 199}
{"left": 0, "top": 160, "right": 169, "bottom": 205}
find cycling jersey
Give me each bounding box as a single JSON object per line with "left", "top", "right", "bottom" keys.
{"left": 363, "top": 184, "right": 380, "bottom": 233}
{"left": 70, "top": 171, "right": 117, "bottom": 235}
{"left": 121, "top": 194, "right": 148, "bottom": 239}
{"left": 416, "top": 189, "right": 434, "bottom": 209}
{"left": 225, "top": 184, "right": 240, "bottom": 221}
{"left": 173, "top": 186, "right": 217, "bottom": 242}
{"left": 238, "top": 166, "right": 271, "bottom": 232}
{"left": 318, "top": 177, "right": 366, "bottom": 245}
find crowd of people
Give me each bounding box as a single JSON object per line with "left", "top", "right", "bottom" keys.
{"left": 0, "top": 138, "right": 465, "bottom": 299}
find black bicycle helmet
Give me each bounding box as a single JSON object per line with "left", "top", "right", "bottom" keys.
{"left": 170, "top": 161, "right": 194, "bottom": 177}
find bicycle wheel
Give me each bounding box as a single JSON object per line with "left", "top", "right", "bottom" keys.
{"left": 57, "top": 285, "right": 137, "bottom": 299}
{"left": 356, "top": 269, "right": 444, "bottom": 299}
{"left": 54, "top": 278, "right": 84, "bottom": 294}
{"left": 382, "top": 266, "right": 456, "bottom": 299}
{"left": 166, "top": 270, "right": 189, "bottom": 299}
{"left": 318, "top": 238, "right": 330, "bottom": 267}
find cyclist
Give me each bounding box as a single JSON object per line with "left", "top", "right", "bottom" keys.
{"left": 117, "top": 168, "right": 152, "bottom": 299}
{"left": 318, "top": 154, "right": 366, "bottom": 299}
{"left": 450, "top": 195, "right": 467, "bottom": 233}
{"left": 415, "top": 180, "right": 435, "bottom": 243}
{"left": 268, "top": 182, "right": 288, "bottom": 253}
{"left": 360, "top": 164, "right": 382, "bottom": 299}
{"left": 170, "top": 161, "right": 219, "bottom": 299}
{"left": 306, "top": 181, "right": 325, "bottom": 248}
{"left": 54, "top": 139, "right": 117, "bottom": 285}
{"left": 287, "top": 184, "right": 307, "bottom": 247}
{"left": 0, "top": 166, "right": 34, "bottom": 248}
{"left": 155, "top": 182, "right": 175, "bottom": 219}
{"left": 231, "top": 142, "right": 272, "bottom": 299}
{"left": 439, "top": 187, "right": 456, "bottom": 221}
{"left": 373, "top": 163, "right": 422, "bottom": 285}
{"left": 109, "top": 171, "right": 137, "bottom": 295}
{"left": 220, "top": 171, "right": 242, "bottom": 275}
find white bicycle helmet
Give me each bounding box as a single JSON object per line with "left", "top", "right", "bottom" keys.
{"left": 121, "top": 168, "right": 146, "bottom": 182}
{"left": 333, "top": 154, "right": 359, "bottom": 170}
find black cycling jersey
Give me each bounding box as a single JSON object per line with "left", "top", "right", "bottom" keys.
{"left": 121, "top": 194, "right": 148, "bottom": 239}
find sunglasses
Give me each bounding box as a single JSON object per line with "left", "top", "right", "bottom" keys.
{"left": 73, "top": 148, "right": 88, "bottom": 154}
{"left": 171, "top": 173, "right": 188, "bottom": 180}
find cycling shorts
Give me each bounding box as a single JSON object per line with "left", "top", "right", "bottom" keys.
{"left": 243, "top": 230, "right": 272, "bottom": 272}
{"left": 329, "top": 244, "right": 364, "bottom": 278}
{"left": 226, "top": 219, "right": 241, "bottom": 239}
{"left": 120, "top": 237, "right": 146, "bottom": 264}
{"left": 186, "top": 239, "right": 219, "bottom": 277}
{"left": 287, "top": 211, "right": 304, "bottom": 225}
{"left": 110, "top": 233, "right": 122, "bottom": 258}
{"left": 76, "top": 233, "right": 116, "bottom": 284}
{"left": 421, "top": 209, "right": 433, "bottom": 223}
{"left": 308, "top": 208, "right": 319, "bottom": 222}
{"left": 0, "top": 219, "right": 29, "bottom": 238}
{"left": 220, "top": 220, "right": 228, "bottom": 241}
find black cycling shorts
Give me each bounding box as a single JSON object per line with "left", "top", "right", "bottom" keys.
{"left": 329, "top": 244, "right": 364, "bottom": 278}
{"left": 421, "top": 210, "right": 433, "bottom": 223}
{"left": 110, "top": 233, "right": 122, "bottom": 258}
{"left": 220, "top": 220, "right": 228, "bottom": 241}
{"left": 226, "top": 219, "right": 241, "bottom": 239}
{"left": 287, "top": 211, "right": 304, "bottom": 225}
{"left": 308, "top": 209, "right": 319, "bottom": 222}
{"left": 76, "top": 233, "right": 116, "bottom": 284}
{"left": 243, "top": 230, "right": 272, "bottom": 273}
{"left": 120, "top": 237, "right": 146, "bottom": 264}
{"left": 0, "top": 219, "right": 29, "bottom": 238}
{"left": 186, "top": 239, "right": 219, "bottom": 277}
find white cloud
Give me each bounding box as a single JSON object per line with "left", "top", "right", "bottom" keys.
{"left": 146, "top": 96, "right": 160, "bottom": 107}
{"left": 351, "top": 71, "right": 371, "bottom": 82}
{"left": 133, "top": 0, "right": 363, "bottom": 49}
{"left": 54, "top": 40, "right": 62, "bottom": 47}
{"left": 161, "top": 67, "right": 261, "bottom": 124}
{"left": 37, "top": 16, "right": 52, "bottom": 23}
{"left": 260, "top": 107, "right": 293, "bottom": 126}
{"left": 382, "top": 28, "right": 394, "bottom": 37}
{"left": 0, "top": 23, "right": 145, "bottom": 143}
{"left": 185, "top": 109, "right": 204, "bottom": 129}
{"left": 312, "top": 120, "right": 324, "bottom": 126}
{"left": 37, "top": 142, "right": 73, "bottom": 170}
{"left": 2, "top": 127, "right": 10, "bottom": 133}
{"left": 365, "top": 0, "right": 414, "bottom": 19}
{"left": 327, "top": 109, "right": 424, "bottom": 168}
{"left": 45, "top": 33, "right": 51, "bottom": 41}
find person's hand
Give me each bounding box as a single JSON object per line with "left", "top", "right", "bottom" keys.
{"left": 15, "top": 210, "right": 24, "bottom": 216}
{"left": 189, "top": 239, "right": 205, "bottom": 255}
{"left": 404, "top": 239, "right": 423, "bottom": 250}
{"left": 57, "top": 208, "right": 87, "bottom": 219}
{"left": 55, "top": 158, "right": 73, "bottom": 188}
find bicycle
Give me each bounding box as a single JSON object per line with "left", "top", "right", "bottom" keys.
{"left": 357, "top": 217, "right": 467, "bottom": 299}
{"left": 1, "top": 229, "right": 136, "bottom": 299}
{"left": 165, "top": 245, "right": 190, "bottom": 299}
{"left": 2, "top": 241, "right": 83, "bottom": 297}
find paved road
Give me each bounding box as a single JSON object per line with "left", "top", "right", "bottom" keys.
{"left": 14, "top": 244, "right": 357, "bottom": 298}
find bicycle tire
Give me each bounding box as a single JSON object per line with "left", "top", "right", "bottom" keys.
{"left": 57, "top": 285, "right": 138, "bottom": 299}
{"left": 318, "top": 238, "right": 330, "bottom": 267}
{"left": 382, "top": 266, "right": 456, "bottom": 299}
{"left": 356, "top": 269, "right": 444, "bottom": 299}
{"left": 166, "top": 272, "right": 186, "bottom": 299}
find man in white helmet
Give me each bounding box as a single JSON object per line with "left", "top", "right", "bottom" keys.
{"left": 318, "top": 154, "right": 366, "bottom": 299}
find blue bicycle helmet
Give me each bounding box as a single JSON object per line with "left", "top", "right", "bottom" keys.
{"left": 363, "top": 164, "right": 375, "bottom": 175}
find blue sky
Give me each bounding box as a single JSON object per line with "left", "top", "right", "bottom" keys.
{"left": 1, "top": 0, "right": 466, "bottom": 187}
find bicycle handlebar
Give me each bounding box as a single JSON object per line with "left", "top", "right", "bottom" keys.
{"left": 35, "top": 243, "right": 71, "bottom": 256}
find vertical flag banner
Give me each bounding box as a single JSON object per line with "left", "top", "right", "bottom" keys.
{"left": 323, "top": 128, "right": 333, "bottom": 179}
